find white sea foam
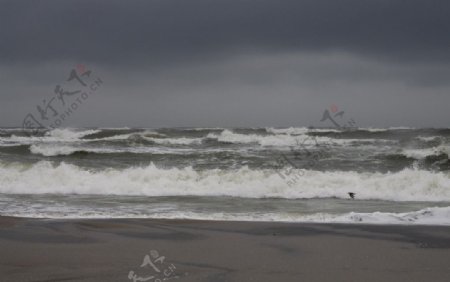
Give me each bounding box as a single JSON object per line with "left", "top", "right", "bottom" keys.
{"left": 0, "top": 142, "right": 22, "bottom": 147}
{"left": 115, "top": 206, "right": 450, "bottom": 225}
{"left": 45, "top": 128, "right": 101, "bottom": 140}
{"left": 79, "top": 131, "right": 202, "bottom": 146}
{"left": 388, "top": 126, "right": 415, "bottom": 130}
{"left": 0, "top": 129, "right": 169, "bottom": 146}
{"left": 138, "top": 130, "right": 167, "bottom": 138}
{"left": 28, "top": 144, "right": 201, "bottom": 156}
{"left": 207, "top": 129, "right": 303, "bottom": 146}
{"left": 208, "top": 129, "right": 388, "bottom": 147}
{"left": 266, "top": 127, "right": 394, "bottom": 134}
{"left": 266, "top": 127, "right": 344, "bottom": 135}
{"left": 100, "top": 127, "right": 132, "bottom": 130}
{"left": 29, "top": 144, "right": 119, "bottom": 156}
{"left": 207, "top": 129, "right": 328, "bottom": 146}
{"left": 94, "top": 131, "right": 201, "bottom": 145}
{"left": 2, "top": 204, "right": 449, "bottom": 225}
{"left": 0, "top": 134, "right": 60, "bottom": 145}
{"left": 402, "top": 145, "right": 450, "bottom": 159}
{"left": 1, "top": 128, "right": 392, "bottom": 148}
{"left": 89, "top": 130, "right": 166, "bottom": 141}
{"left": 415, "top": 136, "right": 442, "bottom": 142}
{"left": 147, "top": 137, "right": 203, "bottom": 145}
{"left": 0, "top": 128, "right": 101, "bottom": 145}
{"left": 265, "top": 127, "right": 310, "bottom": 135}
{"left": 266, "top": 127, "right": 393, "bottom": 134}
{"left": 362, "top": 128, "right": 388, "bottom": 132}
{"left": 320, "top": 206, "right": 450, "bottom": 225}
{"left": 0, "top": 161, "right": 449, "bottom": 202}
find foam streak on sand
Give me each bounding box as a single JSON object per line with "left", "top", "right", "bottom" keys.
{"left": 3, "top": 206, "right": 450, "bottom": 225}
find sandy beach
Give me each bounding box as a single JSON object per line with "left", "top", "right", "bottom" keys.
{"left": 0, "top": 216, "right": 449, "bottom": 282}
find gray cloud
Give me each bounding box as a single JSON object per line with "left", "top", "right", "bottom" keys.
{"left": 0, "top": 0, "right": 449, "bottom": 127}
{"left": 1, "top": 0, "right": 450, "bottom": 65}
{"left": 2, "top": 52, "right": 449, "bottom": 128}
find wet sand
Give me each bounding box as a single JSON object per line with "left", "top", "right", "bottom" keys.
{"left": 1, "top": 216, "right": 450, "bottom": 282}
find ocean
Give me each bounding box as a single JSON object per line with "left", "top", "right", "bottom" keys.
{"left": 0, "top": 127, "right": 449, "bottom": 224}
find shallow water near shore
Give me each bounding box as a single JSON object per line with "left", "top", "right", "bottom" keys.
{"left": 1, "top": 194, "right": 450, "bottom": 225}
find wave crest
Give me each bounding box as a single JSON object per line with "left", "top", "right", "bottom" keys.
{"left": 0, "top": 161, "right": 449, "bottom": 201}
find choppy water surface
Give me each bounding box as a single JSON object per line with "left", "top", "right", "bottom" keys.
{"left": 0, "top": 127, "right": 449, "bottom": 224}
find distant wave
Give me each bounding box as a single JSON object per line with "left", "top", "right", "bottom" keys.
{"left": 0, "top": 127, "right": 421, "bottom": 148}
{"left": 29, "top": 144, "right": 117, "bottom": 156}
{"left": 207, "top": 129, "right": 303, "bottom": 146}
{"left": 401, "top": 145, "right": 449, "bottom": 159}
{"left": 265, "top": 127, "right": 416, "bottom": 134}
{"left": 415, "top": 136, "right": 442, "bottom": 142}
{"left": 0, "top": 128, "right": 103, "bottom": 145}
{"left": 46, "top": 128, "right": 101, "bottom": 139}
{"left": 206, "top": 129, "right": 387, "bottom": 146}
{"left": 149, "top": 137, "right": 203, "bottom": 145}
{"left": 28, "top": 144, "right": 199, "bottom": 157}
{"left": 266, "top": 127, "right": 312, "bottom": 135}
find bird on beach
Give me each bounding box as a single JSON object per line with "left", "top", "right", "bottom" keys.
{"left": 348, "top": 192, "right": 355, "bottom": 199}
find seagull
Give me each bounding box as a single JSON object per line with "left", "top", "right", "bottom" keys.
{"left": 348, "top": 192, "right": 355, "bottom": 199}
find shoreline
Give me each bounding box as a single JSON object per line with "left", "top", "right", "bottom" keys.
{"left": 1, "top": 216, "right": 450, "bottom": 281}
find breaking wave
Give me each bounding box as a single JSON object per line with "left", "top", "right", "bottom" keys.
{"left": 401, "top": 145, "right": 450, "bottom": 159}
{"left": 206, "top": 129, "right": 383, "bottom": 146}
{"left": 0, "top": 161, "right": 449, "bottom": 202}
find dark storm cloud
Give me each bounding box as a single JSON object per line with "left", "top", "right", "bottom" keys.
{"left": 1, "top": 0, "right": 450, "bottom": 128}
{"left": 1, "top": 0, "right": 450, "bottom": 66}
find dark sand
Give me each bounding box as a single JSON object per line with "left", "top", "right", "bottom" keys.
{"left": 1, "top": 216, "right": 450, "bottom": 282}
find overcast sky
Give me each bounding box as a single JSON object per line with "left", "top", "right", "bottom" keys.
{"left": 1, "top": 0, "right": 449, "bottom": 128}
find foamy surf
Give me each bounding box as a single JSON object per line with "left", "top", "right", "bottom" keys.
{"left": 95, "top": 206, "right": 450, "bottom": 225}
{"left": 0, "top": 161, "right": 449, "bottom": 202}
{"left": 206, "top": 129, "right": 386, "bottom": 147}
{"left": 1, "top": 199, "right": 449, "bottom": 225}
{"left": 1, "top": 127, "right": 449, "bottom": 224}
{"left": 402, "top": 145, "right": 450, "bottom": 159}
